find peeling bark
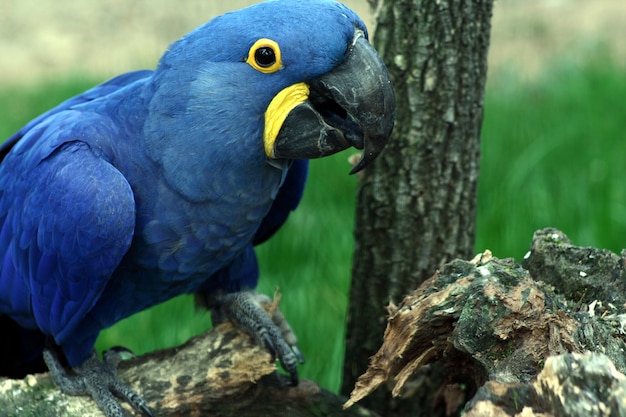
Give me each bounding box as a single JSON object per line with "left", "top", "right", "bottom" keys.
{"left": 345, "top": 229, "right": 626, "bottom": 416}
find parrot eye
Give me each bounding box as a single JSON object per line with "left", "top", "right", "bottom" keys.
{"left": 247, "top": 38, "right": 282, "bottom": 74}
{"left": 255, "top": 47, "right": 276, "bottom": 67}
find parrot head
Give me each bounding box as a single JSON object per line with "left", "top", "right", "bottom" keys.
{"left": 150, "top": 0, "right": 394, "bottom": 175}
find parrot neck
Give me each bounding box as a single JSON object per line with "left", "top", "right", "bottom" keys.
{"left": 142, "top": 73, "right": 285, "bottom": 204}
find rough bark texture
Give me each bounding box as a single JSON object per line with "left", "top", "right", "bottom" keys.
{"left": 522, "top": 228, "right": 626, "bottom": 308}
{"left": 343, "top": 0, "right": 493, "bottom": 414}
{"left": 0, "top": 322, "right": 379, "bottom": 417}
{"left": 345, "top": 228, "right": 626, "bottom": 416}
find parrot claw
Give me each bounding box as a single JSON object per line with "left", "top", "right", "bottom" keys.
{"left": 43, "top": 348, "right": 153, "bottom": 417}
{"left": 292, "top": 345, "right": 305, "bottom": 364}
{"left": 208, "top": 290, "right": 304, "bottom": 385}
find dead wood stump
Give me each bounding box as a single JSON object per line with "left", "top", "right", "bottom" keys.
{"left": 345, "top": 228, "right": 626, "bottom": 416}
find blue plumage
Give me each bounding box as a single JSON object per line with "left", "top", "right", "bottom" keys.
{"left": 0, "top": 1, "right": 394, "bottom": 415}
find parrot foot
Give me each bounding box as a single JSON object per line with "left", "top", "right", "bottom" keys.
{"left": 43, "top": 347, "right": 153, "bottom": 417}
{"left": 208, "top": 290, "right": 304, "bottom": 385}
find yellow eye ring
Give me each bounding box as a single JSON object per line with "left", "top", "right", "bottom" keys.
{"left": 247, "top": 38, "right": 282, "bottom": 73}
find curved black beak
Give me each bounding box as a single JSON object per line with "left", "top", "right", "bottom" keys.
{"left": 269, "top": 31, "right": 395, "bottom": 174}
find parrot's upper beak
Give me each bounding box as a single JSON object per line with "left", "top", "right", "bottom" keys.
{"left": 264, "top": 30, "right": 395, "bottom": 174}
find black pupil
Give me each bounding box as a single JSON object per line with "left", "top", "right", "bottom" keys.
{"left": 255, "top": 47, "right": 276, "bottom": 67}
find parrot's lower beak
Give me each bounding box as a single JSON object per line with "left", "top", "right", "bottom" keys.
{"left": 265, "top": 31, "right": 395, "bottom": 174}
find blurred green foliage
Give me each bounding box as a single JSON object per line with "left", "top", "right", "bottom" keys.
{"left": 478, "top": 58, "right": 626, "bottom": 259}
{"left": 0, "top": 57, "right": 624, "bottom": 393}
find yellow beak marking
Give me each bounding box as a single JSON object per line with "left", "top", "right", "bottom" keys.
{"left": 263, "top": 82, "right": 310, "bottom": 158}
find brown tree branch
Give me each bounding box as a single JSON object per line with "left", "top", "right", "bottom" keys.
{"left": 0, "top": 323, "right": 379, "bottom": 417}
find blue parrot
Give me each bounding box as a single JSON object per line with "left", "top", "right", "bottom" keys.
{"left": 0, "top": 0, "right": 394, "bottom": 415}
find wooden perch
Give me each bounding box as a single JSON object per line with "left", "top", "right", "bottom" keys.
{"left": 0, "top": 321, "right": 378, "bottom": 417}
{"left": 345, "top": 228, "right": 626, "bottom": 416}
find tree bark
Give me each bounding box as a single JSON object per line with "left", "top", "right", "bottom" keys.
{"left": 345, "top": 229, "right": 626, "bottom": 416}
{"left": 343, "top": 0, "right": 493, "bottom": 414}
{"left": 0, "top": 322, "right": 379, "bottom": 417}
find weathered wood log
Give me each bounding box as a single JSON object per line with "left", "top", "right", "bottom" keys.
{"left": 345, "top": 228, "right": 626, "bottom": 416}
{"left": 0, "top": 322, "right": 379, "bottom": 417}
{"left": 523, "top": 227, "right": 626, "bottom": 309}
{"left": 466, "top": 351, "right": 626, "bottom": 417}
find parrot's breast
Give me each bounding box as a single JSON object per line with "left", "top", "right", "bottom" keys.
{"left": 98, "top": 155, "right": 283, "bottom": 321}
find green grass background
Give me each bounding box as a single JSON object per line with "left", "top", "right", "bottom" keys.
{"left": 0, "top": 56, "right": 624, "bottom": 393}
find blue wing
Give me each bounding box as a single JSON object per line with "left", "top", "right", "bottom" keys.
{"left": 0, "top": 110, "right": 136, "bottom": 367}
{"left": 0, "top": 71, "right": 148, "bottom": 373}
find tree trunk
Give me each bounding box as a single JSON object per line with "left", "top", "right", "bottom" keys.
{"left": 342, "top": 0, "right": 493, "bottom": 415}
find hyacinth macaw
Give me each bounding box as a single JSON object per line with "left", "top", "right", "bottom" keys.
{"left": 0, "top": 0, "right": 394, "bottom": 415}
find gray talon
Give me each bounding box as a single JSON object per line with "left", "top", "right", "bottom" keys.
{"left": 292, "top": 345, "right": 305, "bottom": 364}
{"left": 43, "top": 348, "right": 153, "bottom": 417}
{"left": 207, "top": 290, "right": 303, "bottom": 384}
